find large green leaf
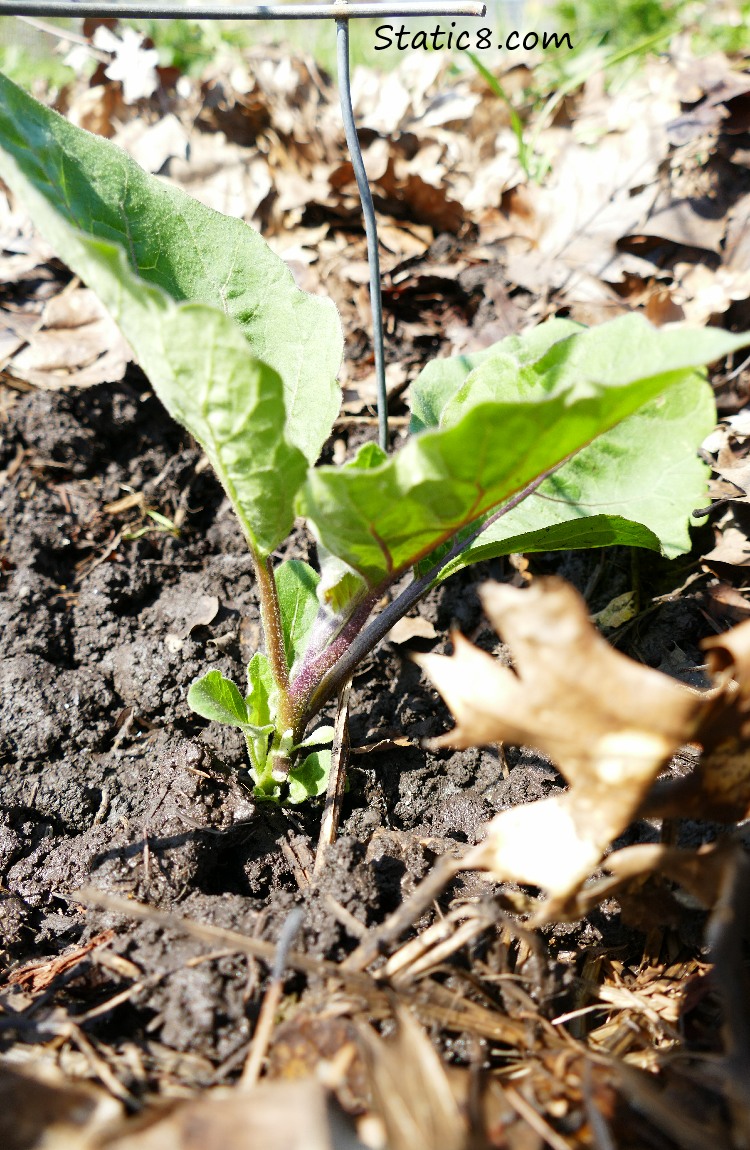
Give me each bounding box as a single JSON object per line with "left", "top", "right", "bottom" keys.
{"left": 439, "top": 313, "right": 749, "bottom": 427}
{"left": 0, "top": 71, "right": 342, "bottom": 464}
{"left": 428, "top": 375, "right": 715, "bottom": 577}
{"left": 0, "top": 105, "right": 306, "bottom": 553}
{"left": 298, "top": 314, "right": 750, "bottom": 586}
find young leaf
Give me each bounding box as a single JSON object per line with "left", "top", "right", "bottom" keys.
{"left": 188, "top": 670, "right": 256, "bottom": 731}
{"left": 294, "top": 725, "right": 336, "bottom": 749}
{"left": 274, "top": 560, "right": 321, "bottom": 673}
{"left": 0, "top": 71, "right": 343, "bottom": 464}
{"left": 316, "top": 545, "right": 369, "bottom": 615}
{"left": 246, "top": 653, "right": 277, "bottom": 729}
{"left": 287, "top": 750, "right": 332, "bottom": 804}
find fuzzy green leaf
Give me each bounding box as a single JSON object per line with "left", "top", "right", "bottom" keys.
{"left": 188, "top": 670, "right": 255, "bottom": 730}
{"left": 424, "top": 373, "right": 716, "bottom": 575}
{"left": 287, "top": 750, "right": 331, "bottom": 804}
{"left": 274, "top": 560, "right": 321, "bottom": 673}
{"left": 0, "top": 72, "right": 342, "bottom": 465}
{"left": 409, "top": 317, "right": 581, "bottom": 433}
{"left": 0, "top": 116, "right": 306, "bottom": 553}
{"left": 299, "top": 315, "right": 748, "bottom": 586}
{"left": 246, "top": 653, "right": 277, "bottom": 730}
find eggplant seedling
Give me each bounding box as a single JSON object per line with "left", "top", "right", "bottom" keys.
{"left": 1, "top": 72, "right": 747, "bottom": 801}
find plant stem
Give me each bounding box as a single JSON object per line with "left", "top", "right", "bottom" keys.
{"left": 302, "top": 455, "right": 573, "bottom": 720}
{"left": 252, "top": 552, "right": 294, "bottom": 731}
{"left": 288, "top": 592, "right": 378, "bottom": 714}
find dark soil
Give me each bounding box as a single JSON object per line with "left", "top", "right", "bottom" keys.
{"left": 0, "top": 373, "right": 719, "bottom": 1102}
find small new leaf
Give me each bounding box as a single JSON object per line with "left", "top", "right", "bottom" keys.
{"left": 287, "top": 750, "right": 332, "bottom": 805}
{"left": 188, "top": 670, "right": 255, "bottom": 731}
{"left": 275, "top": 560, "right": 321, "bottom": 673}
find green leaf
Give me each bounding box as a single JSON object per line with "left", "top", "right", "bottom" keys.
{"left": 188, "top": 670, "right": 254, "bottom": 730}
{"left": 316, "top": 545, "right": 369, "bottom": 615}
{"left": 0, "top": 71, "right": 342, "bottom": 465}
{"left": 246, "top": 653, "right": 277, "bottom": 730}
{"left": 441, "top": 313, "right": 747, "bottom": 427}
{"left": 409, "top": 317, "right": 581, "bottom": 433}
{"left": 274, "top": 560, "right": 321, "bottom": 673}
{"left": 299, "top": 314, "right": 748, "bottom": 586}
{"left": 294, "top": 725, "right": 335, "bottom": 749}
{"left": 0, "top": 158, "right": 306, "bottom": 553}
{"left": 430, "top": 375, "right": 714, "bottom": 575}
{"left": 287, "top": 750, "right": 331, "bottom": 804}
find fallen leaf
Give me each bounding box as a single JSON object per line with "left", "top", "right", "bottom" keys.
{"left": 114, "top": 113, "right": 189, "bottom": 174}
{"left": 416, "top": 578, "right": 702, "bottom": 908}
{"left": 387, "top": 616, "right": 438, "bottom": 645}
{"left": 6, "top": 930, "right": 114, "bottom": 992}
{"left": 0, "top": 1062, "right": 121, "bottom": 1150}
{"left": 93, "top": 26, "right": 159, "bottom": 105}
{"left": 100, "top": 1079, "right": 357, "bottom": 1150}
{"left": 6, "top": 287, "right": 130, "bottom": 389}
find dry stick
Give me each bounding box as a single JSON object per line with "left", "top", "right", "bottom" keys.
{"left": 705, "top": 841, "right": 750, "bottom": 1143}
{"left": 70, "top": 888, "right": 376, "bottom": 992}
{"left": 503, "top": 1085, "right": 572, "bottom": 1150}
{"left": 240, "top": 907, "right": 305, "bottom": 1089}
{"left": 314, "top": 679, "right": 352, "bottom": 874}
{"left": 68, "top": 889, "right": 528, "bottom": 1047}
{"left": 342, "top": 853, "right": 465, "bottom": 972}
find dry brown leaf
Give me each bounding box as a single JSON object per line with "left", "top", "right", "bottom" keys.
{"left": 6, "top": 929, "right": 114, "bottom": 993}
{"left": 418, "top": 577, "right": 750, "bottom": 915}
{"left": 646, "top": 618, "right": 750, "bottom": 822}
{"left": 387, "top": 616, "right": 438, "bottom": 645}
{"left": 0, "top": 1061, "right": 122, "bottom": 1150}
{"left": 356, "top": 1009, "right": 467, "bottom": 1150}
{"left": 416, "top": 578, "right": 703, "bottom": 908}
{"left": 566, "top": 839, "right": 742, "bottom": 921}
{"left": 704, "top": 518, "right": 750, "bottom": 565}
{"left": 113, "top": 113, "right": 189, "bottom": 174}
{"left": 6, "top": 287, "right": 130, "bottom": 389}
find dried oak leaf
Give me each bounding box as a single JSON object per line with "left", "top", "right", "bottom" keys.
{"left": 415, "top": 578, "right": 708, "bottom": 911}
{"left": 7, "top": 287, "right": 130, "bottom": 389}
{"left": 646, "top": 618, "right": 750, "bottom": 822}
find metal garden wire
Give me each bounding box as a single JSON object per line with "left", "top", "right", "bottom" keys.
{"left": 0, "top": 0, "right": 486, "bottom": 449}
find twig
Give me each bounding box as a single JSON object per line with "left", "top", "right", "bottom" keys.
{"left": 68, "top": 887, "right": 378, "bottom": 992}
{"left": 342, "top": 853, "right": 464, "bottom": 972}
{"left": 314, "top": 678, "right": 351, "bottom": 874}
{"left": 503, "top": 1085, "right": 572, "bottom": 1150}
{"left": 240, "top": 907, "right": 304, "bottom": 1089}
